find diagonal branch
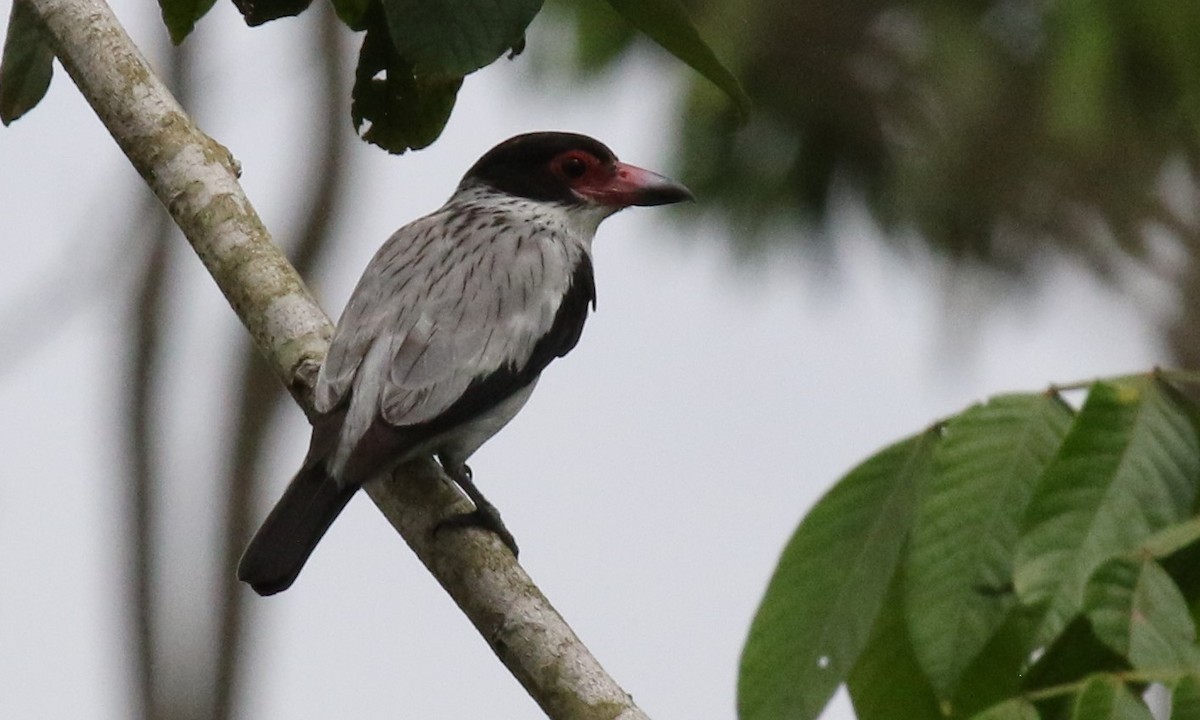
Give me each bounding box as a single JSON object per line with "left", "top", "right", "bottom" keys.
{"left": 21, "top": 0, "right": 651, "bottom": 717}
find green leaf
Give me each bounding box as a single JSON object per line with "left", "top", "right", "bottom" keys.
{"left": 230, "top": 0, "right": 314, "bottom": 27}
{"left": 1014, "top": 378, "right": 1200, "bottom": 636}
{"left": 157, "top": 0, "right": 218, "bottom": 42}
{"left": 964, "top": 698, "right": 1041, "bottom": 720}
{"left": 381, "top": 0, "right": 542, "bottom": 77}
{"left": 846, "top": 568, "right": 943, "bottom": 720}
{"left": 330, "top": 0, "right": 372, "bottom": 30}
{"left": 0, "top": 0, "right": 54, "bottom": 125}
{"left": 1162, "top": 537, "right": 1200, "bottom": 636}
{"left": 1084, "top": 556, "right": 1200, "bottom": 671}
{"left": 1022, "top": 616, "right": 1130, "bottom": 695}
{"left": 1069, "top": 674, "right": 1154, "bottom": 720}
{"left": 553, "top": 0, "right": 636, "bottom": 72}
{"left": 351, "top": 9, "right": 462, "bottom": 153}
{"left": 603, "top": 0, "right": 749, "bottom": 118}
{"left": 738, "top": 432, "right": 933, "bottom": 720}
{"left": 1172, "top": 675, "right": 1200, "bottom": 720}
{"left": 906, "top": 393, "right": 1073, "bottom": 697}
{"left": 951, "top": 610, "right": 1040, "bottom": 718}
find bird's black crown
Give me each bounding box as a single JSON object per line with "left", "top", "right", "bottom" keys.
{"left": 462, "top": 132, "right": 618, "bottom": 204}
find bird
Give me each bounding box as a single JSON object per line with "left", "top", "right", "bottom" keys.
{"left": 237, "top": 131, "right": 693, "bottom": 596}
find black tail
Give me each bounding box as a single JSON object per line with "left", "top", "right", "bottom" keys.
{"left": 238, "top": 464, "right": 359, "bottom": 596}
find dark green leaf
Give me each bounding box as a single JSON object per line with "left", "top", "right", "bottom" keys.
{"left": 1069, "top": 674, "right": 1154, "bottom": 720}
{"left": 965, "top": 698, "right": 1041, "bottom": 720}
{"left": 951, "top": 610, "right": 1040, "bottom": 718}
{"left": 381, "top": 0, "right": 541, "bottom": 76}
{"left": 846, "top": 568, "right": 943, "bottom": 720}
{"left": 604, "top": 0, "right": 748, "bottom": 118}
{"left": 1044, "top": 4, "right": 1115, "bottom": 150}
{"left": 0, "top": 0, "right": 53, "bottom": 125}
{"left": 1022, "top": 616, "right": 1129, "bottom": 695}
{"left": 158, "top": 0, "right": 218, "bottom": 43}
{"left": 330, "top": 0, "right": 372, "bottom": 30}
{"left": 1014, "top": 378, "right": 1200, "bottom": 637}
{"left": 738, "top": 432, "right": 933, "bottom": 720}
{"left": 1161, "top": 537, "right": 1200, "bottom": 632}
{"left": 1172, "top": 675, "right": 1200, "bottom": 720}
{"left": 1084, "top": 557, "right": 1200, "bottom": 671}
{"left": 906, "top": 393, "right": 1073, "bottom": 697}
{"left": 351, "top": 10, "right": 461, "bottom": 153}
{"left": 230, "top": 0, "right": 314, "bottom": 26}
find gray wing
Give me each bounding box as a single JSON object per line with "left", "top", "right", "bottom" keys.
{"left": 314, "top": 208, "right": 589, "bottom": 433}
{"left": 311, "top": 215, "right": 431, "bottom": 416}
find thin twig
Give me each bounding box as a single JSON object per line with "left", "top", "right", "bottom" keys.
{"left": 212, "top": 7, "right": 349, "bottom": 719}
{"left": 125, "top": 195, "right": 173, "bottom": 720}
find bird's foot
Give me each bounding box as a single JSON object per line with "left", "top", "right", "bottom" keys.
{"left": 434, "top": 504, "right": 519, "bottom": 557}
{"left": 435, "top": 460, "right": 520, "bottom": 556}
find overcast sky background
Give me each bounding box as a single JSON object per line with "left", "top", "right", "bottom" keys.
{"left": 0, "top": 2, "right": 1170, "bottom": 718}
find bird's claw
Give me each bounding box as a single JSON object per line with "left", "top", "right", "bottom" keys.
{"left": 434, "top": 505, "right": 520, "bottom": 557}
{"left": 436, "top": 460, "right": 518, "bottom": 555}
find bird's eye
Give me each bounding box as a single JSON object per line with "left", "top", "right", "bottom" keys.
{"left": 560, "top": 156, "right": 588, "bottom": 179}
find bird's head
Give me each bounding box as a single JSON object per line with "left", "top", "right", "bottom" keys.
{"left": 460, "top": 132, "right": 694, "bottom": 211}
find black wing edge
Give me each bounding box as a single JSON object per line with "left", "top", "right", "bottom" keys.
{"left": 338, "top": 256, "right": 597, "bottom": 486}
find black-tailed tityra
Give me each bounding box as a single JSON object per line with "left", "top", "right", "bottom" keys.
{"left": 237, "top": 132, "right": 693, "bottom": 596}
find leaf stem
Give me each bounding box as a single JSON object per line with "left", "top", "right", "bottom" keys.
{"left": 1023, "top": 668, "right": 1192, "bottom": 703}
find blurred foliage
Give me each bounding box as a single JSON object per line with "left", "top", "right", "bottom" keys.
{"left": 548, "top": 0, "right": 1200, "bottom": 280}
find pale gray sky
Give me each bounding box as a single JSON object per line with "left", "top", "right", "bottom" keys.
{"left": 0, "top": 2, "right": 1167, "bottom": 718}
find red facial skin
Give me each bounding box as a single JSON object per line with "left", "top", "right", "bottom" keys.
{"left": 549, "top": 150, "right": 695, "bottom": 208}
